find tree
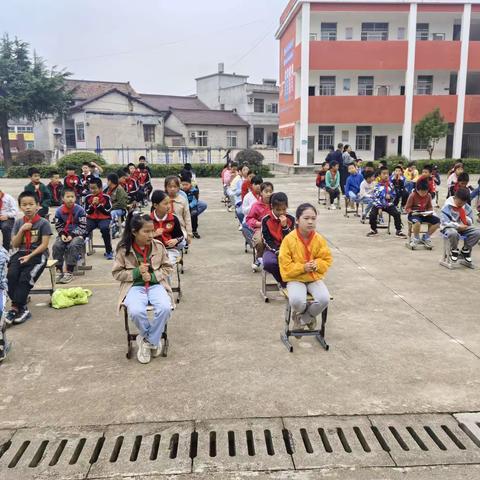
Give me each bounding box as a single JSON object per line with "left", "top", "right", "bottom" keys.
{"left": 0, "top": 34, "right": 72, "bottom": 168}
{"left": 414, "top": 108, "right": 449, "bottom": 160}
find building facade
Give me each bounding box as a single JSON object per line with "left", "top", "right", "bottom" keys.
{"left": 8, "top": 119, "right": 35, "bottom": 152}
{"left": 196, "top": 65, "right": 280, "bottom": 147}
{"left": 276, "top": 0, "right": 480, "bottom": 165}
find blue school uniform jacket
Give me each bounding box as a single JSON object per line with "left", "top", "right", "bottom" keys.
{"left": 373, "top": 180, "right": 396, "bottom": 208}
{"left": 345, "top": 173, "right": 364, "bottom": 197}
{"left": 54, "top": 204, "right": 88, "bottom": 238}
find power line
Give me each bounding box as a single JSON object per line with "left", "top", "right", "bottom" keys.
{"left": 229, "top": 27, "right": 276, "bottom": 69}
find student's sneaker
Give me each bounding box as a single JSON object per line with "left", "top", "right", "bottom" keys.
{"left": 421, "top": 235, "right": 433, "bottom": 249}
{"left": 307, "top": 316, "right": 317, "bottom": 331}
{"left": 461, "top": 247, "right": 472, "bottom": 264}
{"left": 13, "top": 308, "right": 31, "bottom": 325}
{"left": 378, "top": 215, "right": 385, "bottom": 225}
{"left": 193, "top": 232, "right": 201, "bottom": 239}
{"left": 329, "top": 204, "right": 336, "bottom": 210}
{"left": 396, "top": 231, "right": 407, "bottom": 239}
{"left": 238, "top": 225, "right": 243, "bottom": 231}
{"left": 55, "top": 272, "right": 64, "bottom": 283}
{"left": 150, "top": 339, "right": 163, "bottom": 358}
{"left": 450, "top": 248, "right": 460, "bottom": 262}
{"left": 136, "top": 335, "right": 151, "bottom": 364}
{"left": 104, "top": 252, "right": 114, "bottom": 260}
{"left": 409, "top": 237, "right": 422, "bottom": 249}
{"left": 5, "top": 309, "right": 18, "bottom": 326}
{"left": 252, "top": 259, "right": 262, "bottom": 272}
{"left": 59, "top": 272, "right": 74, "bottom": 284}
{"left": 366, "top": 230, "right": 378, "bottom": 237}
{"left": 0, "top": 339, "right": 10, "bottom": 363}
{"left": 227, "top": 206, "right": 233, "bottom": 212}
{"left": 292, "top": 312, "right": 303, "bottom": 336}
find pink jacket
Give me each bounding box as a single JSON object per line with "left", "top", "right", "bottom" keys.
{"left": 246, "top": 201, "right": 271, "bottom": 231}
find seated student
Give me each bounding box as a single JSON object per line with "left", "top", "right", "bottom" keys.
{"left": 447, "top": 163, "right": 464, "bottom": 197}
{"left": 344, "top": 163, "right": 364, "bottom": 205}
{"left": 0, "top": 188, "right": 18, "bottom": 251}
{"left": 53, "top": 188, "right": 88, "bottom": 284}
{"left": 234, "top": 165, "right": 251, "bottom": 225}
{"left": 261, "top": 192, "right": 295, "bottom": 286}
{"left": 89, "top": 161, "right": 103, "bottom": 179}
{"left": 24, "top": 167, "right": 51, "bottom": 218}
{"left": 358, "top": 171, "right": 376, "bottom": 222}
{"left": 325, "top": 161, "right": 341, "bottom": 209}
{"left": 119, "top": 168, "right": 139, "bottom": 206}
{"left": 85, "top": 177, "right": 114, "bottom": 260}
{"left": 0, "top": 246, "right": 10, "bottom": 363}
{"left": 138, "top": 155, "right": 152, "bottom": 177}
{"left": 417, "top": 164, "right": 436, "bottom": 199}
{"left": 241, "top": 169, "right": 256, "bottom": 201}
{"left": 135, "top": 163, "right": 152, "bottom": 205}
{"left": 150, "top": 190, "right": 185, "bottom": 265}
{"left": 279, "top": 203, "right": 332, "bottom": 331}
{"left": 112, "top": 212, "right": 173, "bottom": 364}
{"left": 367, "top": 166, "right": 407, "bottom": 238}
{"left": 79, "top": 162, "right": 95, "bottom": 204}
{"left": 245, "top": 182, "right": 274, "bottom": 271}
{"left": 374, "top": 160, "right": 388, "bottom": 182}
{"left": 390, "top": 165, "right": 408, "bottom": 211}
{"left": 221, "top": 160, "right": 233, "bottom": 205}
{"left": 165, "top": 175, "right": 192, "bottom": 246}
{"left": 105, "top": 173, "right": 128, "bottom": 239}
{"left": 404, "top": 161, "right": 419, "bottom": 194}
{"left": 242, "top": 175, "right": 263, "bottom": 218}
{"left": 180, "top": 175, "right": 207, "bottom": 239}
{"left": 63, "top": 165, "right": 82, "bottom": 200}
{"left": 315, "top": 162, "right": 329, "bottom": 190}
{"left": 361, "top": 161, "right": 375, "bottom": 177}
{"left": 6, "top": 191, "right": 52, "bottom": 325}
{"left": 225, "top": 161, "right": 239, "bottom": 212}
{"left": 441, "top": 187, "right": 480, "bottom": 265}
{"left": 448, "top": 172, "right": 470, "bottom": 200}
{"left": 405, "top": 178, "right": 440, "bottom": 249}
{"left": 47, "top": 171, "right": 64, "bottom": 207}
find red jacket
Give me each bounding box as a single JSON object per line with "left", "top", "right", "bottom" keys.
{"left": 246, "top": 201, "right": 271, "bottom": 231}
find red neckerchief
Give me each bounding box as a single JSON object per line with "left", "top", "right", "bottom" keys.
{"left": 107, "top": 185, "right": 117, "bottom": 196}
{"left": 33, "top": 183, "right": 42, "bottom": 202}
{"left": 50, "top": 183, "right": 60, "bottom": 202}
{"left": 23, "top": 214, "right": 42, "bottom": 253}
{"left": 381, "top": 180, "right": 389, "bottom": 196}
{"left": 61, "top": 204, "right": 75, "bottom": 234}
{"left": 65, "top": 175, "right": 79, "bottom": 188}
{"left": 150, "top": 211, "right": 175, "bottom": 243}
{"left": 452, "top": 205, "right": 468, "bottom": 226}
{"left": 132, "top": 242, "right": 151, "bottom": 289}
{"left": 268, "top": 214, "right": 293, "bottom": 245}
{"left": 296, "top": 228, "right": 316, "bottom": 279}
{"left": 169, "top": 198, "right": 175, "bottom": 214}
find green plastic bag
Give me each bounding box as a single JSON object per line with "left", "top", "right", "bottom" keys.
{"left": 51, "top": 287, "right": 93, "bottom": 309}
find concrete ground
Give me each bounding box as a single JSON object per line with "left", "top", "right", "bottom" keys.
{"left": 0, "top": 175, "right": 479, "bottom": 477}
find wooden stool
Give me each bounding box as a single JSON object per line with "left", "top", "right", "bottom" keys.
{"left": 344, "top": 197, "right": 360, "bottom": 218}
{"left": 30, "top": 259, "right": 58, "bottom": 301}
{"left": 439, "top": 233, "right": 475, "bottom": 269}
{"left": 171, "top": 255, "right": 183, "bottom": 304}
{"left": 406, "top": 221, "right": 432, "bottom": 250}
{"left": 317, "top": 187, "right": 327, "bottom": 205}
{"left": 73, "top": 239, "right": 93, "bottom": 276}
{"left": 260, "top": 270, "right": 281, "bottom": 303}
{"left": 280, "top": 289, "right": 330, "bottom": 353}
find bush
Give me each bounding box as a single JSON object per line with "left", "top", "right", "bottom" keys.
{"left": 13, "top": 149, "right": 46, "bottom": 166}
{"left": 376, "top": 158, "right": 480, "bottom": 174}
{"left": 7, "top": 163, "right": 273, "bottom": 179}
{"left": 234, "top": 149, "right": 264, "bottom": 167}
{"left": 56, "top": 152, "right": 106, "bottom": 172}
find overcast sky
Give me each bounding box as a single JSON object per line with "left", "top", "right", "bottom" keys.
{"left": 3, "top": 0, "right": 286, "bottom": 95}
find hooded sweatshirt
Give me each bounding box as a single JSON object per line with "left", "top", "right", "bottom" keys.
{"left": 345, "top": 172, "right": 364, "bottom": 197}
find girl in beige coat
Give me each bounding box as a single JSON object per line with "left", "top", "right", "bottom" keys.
{"left": 112, "top": 212, "right": 173, "bottom": 364}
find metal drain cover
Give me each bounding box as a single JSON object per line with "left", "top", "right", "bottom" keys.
{"left": 1, "top": 413, "right": 479, "bottom": 479}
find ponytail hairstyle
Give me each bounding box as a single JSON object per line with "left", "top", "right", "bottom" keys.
{"left": 150, "top": 189, "right": 168, "bottom": 206}
{"left": 117, "top": 210, "right": 153, "bottom": 255}
{"left": 295, "top": 202, "right": 317, "bottom": 220}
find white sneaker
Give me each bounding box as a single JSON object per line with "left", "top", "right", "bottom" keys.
{"left": 136, "top": 335, "right": 151, "bottom": 364}
{"left": 59, "top": 272, "right": 74, "bottom": 284}
{"left": 329, "top": 205, "right": 336, "bottom": 210}
{"left": 307, "top": 317, "right": 317, "bottom": 331}
{"left": 55, "top": 272, "right": 64, "bottom": 283}
{"left": 151, "top": 338, "right": 163, "bottom": 358}
{"left": 252, "top": 262, "right": 262, "bottom": 272}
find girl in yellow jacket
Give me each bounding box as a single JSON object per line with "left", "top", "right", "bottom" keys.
{"left": 279, "top": 203, "right": 333, "bottom": 331}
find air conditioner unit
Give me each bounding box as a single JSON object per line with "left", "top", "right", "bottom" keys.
{"left": 53, "top": 127, "right": 62, "bottom": 135}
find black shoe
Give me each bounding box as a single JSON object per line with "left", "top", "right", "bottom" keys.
{"left": 450, "top": 249, "right": 459, "bottom": 262}
{"left": 5, "top": 309, "right": 18, "bottom": 326}
{"left": 193, "top": 232, "right": 201, "bottom": 239}
{"left": 367, "top": 230, "right": 378, "bottom": 237}
{"left": 12, "top": 308, "right": 31, "bottom": 325}
{"left": 396, "top": 231, "right": 407, "bottom": 239}
{"left": 461, "top": 247, "right": 472, "bottom": 264}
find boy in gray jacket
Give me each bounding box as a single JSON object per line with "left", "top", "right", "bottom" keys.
{"left": 440, "top": 187, "right": 480, "bottom": 265}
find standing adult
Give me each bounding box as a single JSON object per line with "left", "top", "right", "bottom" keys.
{"left": 340, "top": 145, "right": 355, "bottom": 194}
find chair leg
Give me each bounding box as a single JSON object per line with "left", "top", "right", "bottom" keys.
{"left": 124, "top": 308, "right": 133, "bottom": 359}
{"left": 280, "top": 303, "right": 294, "bottom": 352}
{"left": 316, "top": 308, "right": 329, "bottom": 351}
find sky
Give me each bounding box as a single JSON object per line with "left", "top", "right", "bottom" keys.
{"left": 3, "top": 0, "right": 287, "bottom": 95}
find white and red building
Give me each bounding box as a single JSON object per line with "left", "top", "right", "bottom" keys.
{"left": 276, "top": 0, "right": 480, "bottom": 165}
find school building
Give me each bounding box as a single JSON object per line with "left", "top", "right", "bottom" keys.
{"left": 276, "top": 0, "right": 480, "bottom": 165}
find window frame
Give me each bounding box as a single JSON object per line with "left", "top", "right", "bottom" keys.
{"left": 318, "top": 126, "right": 335, "bottom": 151}
{"left": 414, "top": 136, "right": 430, "bottom": 150}
{"left": 196, "top": 130, "right": 208, "bottom": 147}
{"left": 361, "top": 22, "right": 389, "bottom": 41}
{"left": 358, "top": 76, "right": 374, "bottom": 96}
{"left": 143, "top": 124, "right": 156, "bottom": 143}
{"left": 320, "top": 22, "right": 337, "bottom": 41}
{"left": 253, "top": 98, "right": 265, "bottom": 113}
{"left": 227, "top": 130, "right": 238, "bottom": 148}
{"left": 355, "top": 126, "right": 372, "bottom": 151}
{"left": 319, "top": 76, "right": 336, "bottom": 96}
{"left": 75, "top": 122, "right": 85, "bottom": 142}
{"left": 416, "top": 23, "right": 429, "bottom": 41}
{"left": 417, "top": 75, "right": 433, "bottom": 95}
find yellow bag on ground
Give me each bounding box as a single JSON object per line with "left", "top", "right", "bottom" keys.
{"left": 51, "top": 287, "right": 93, "bottom": 309}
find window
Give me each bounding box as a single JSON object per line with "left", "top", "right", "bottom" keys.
{"left": 75, "top": 122, "right": 85, "bottom": 142}
{"left": 356, "top": 126, "right": 372, "bottom": 150}
{"left": 308, "top": 86, "right": 316, "bottom": 96}
{"left": 358, "top": 76, "right": 374, "bottom": 96}
{"left": 416, "top": 23, "right": 429, "bottom": 41}
{"left": 318, "top": 126, "right": 334, "bottom": 151}
{"left": 197, "top": 130, "right": 208, "bottom": 147}
{"left": 432, "top": 33, "right": 445, "bottom": 41}
{"left": 279, "top": 137, "right": 293, "bottom": 154}
{"left": 341, "top": 130, "right": 349, "bottom": 143}
{"left": 220, "top": 104, "right": 225, "bottom": 110}
{"left": 361, "top": 23, "right": 389, "bottom": 41}
{"left": 8, "top": 126, "right": 15, "bottom": 133}
{"left": 266, "top": 103, "right": 278, "bottom": 113}
{"left": 66, "top": 129, "right": 76, "bottom": 148}
{"left": 227, "top": 130, "right": 237, "bottom": 148}
{"left": 143, "top": 124, "right": 155, "bottom": 142}
{"left": 343, "top": 78, "right": 351, "bottom": 92}
{"left": 321, "top": 23, "right": 337, "bottom": 41}
{"left": 417, "top": 75, "right": 433, "bottom": 95}
{"left": 345, "top": 27, "right": 353, "bottom": 40}
{"left": 253, "top": 98, "right": 264, "bottom": 113}
{"left": 17, "top": 126, "right": 33, "bottom": 133}
{"left": 254, "top": 127, "right": 264, "bottom": 144}
{"left": 319, "top": 76, "right": 336, "bottom": 96}
{"left": 309, "top": 33, "right": 317, "bottom": 41}
{"left": 414, "top": 136, "right": 430, "bottom": 150}
{"left": 172, "top": 138, "right": 184, "bottom": 147}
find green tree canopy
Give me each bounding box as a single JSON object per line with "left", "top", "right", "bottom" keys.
{"left": 414, "top": 108, "right": 449, "bottom": 160}
{"left": 0, "top": 34, "right": 72, "bottom": 168}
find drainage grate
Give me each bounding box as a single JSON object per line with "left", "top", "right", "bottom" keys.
{"left": 1, "top": 413, "right": 479, "bottom": 479}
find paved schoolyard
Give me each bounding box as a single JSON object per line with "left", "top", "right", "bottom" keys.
{"left": 0, "top": 174, "right": 479, "bottom": 432}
